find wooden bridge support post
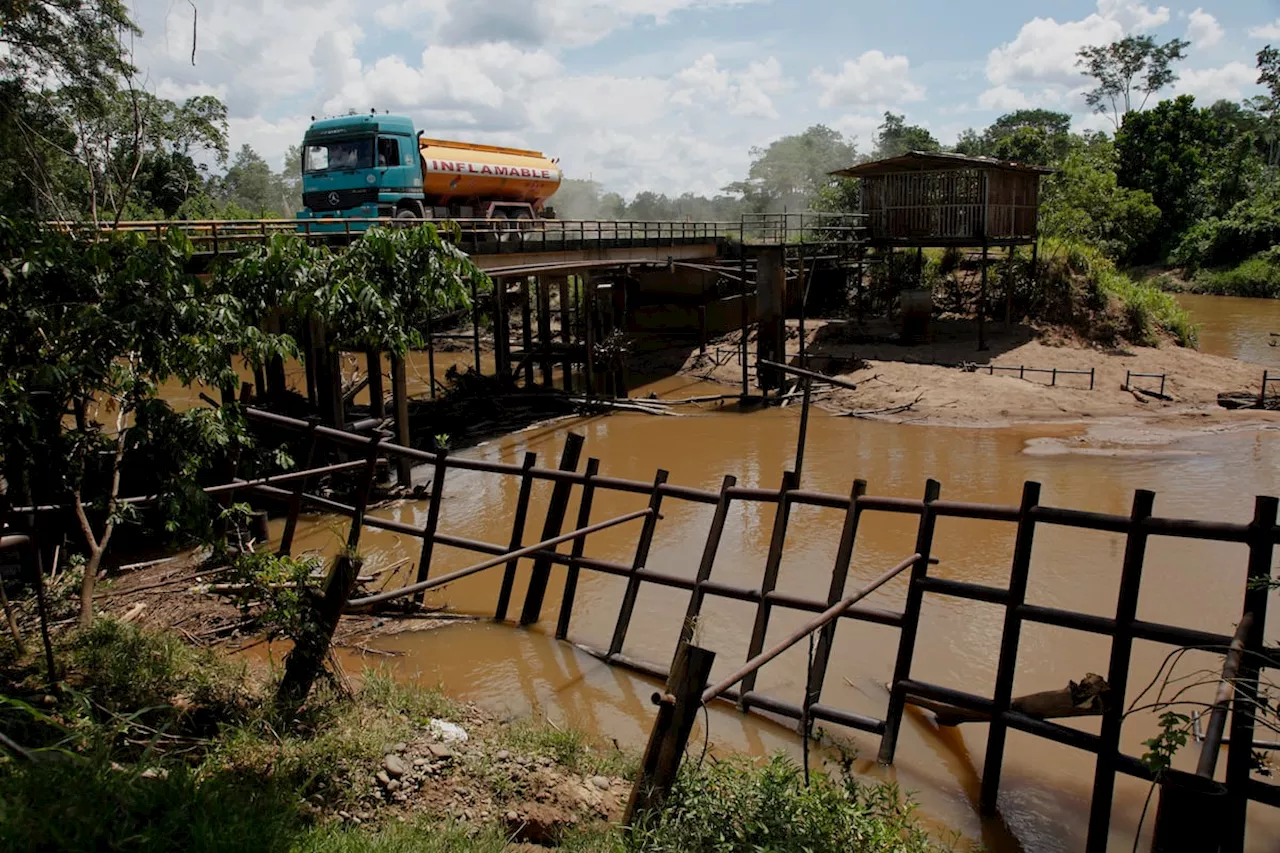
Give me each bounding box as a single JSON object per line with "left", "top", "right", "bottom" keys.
{"left": 1085, "top": 489, "right": 1155, "bottom": 853}
{"left": 584, "top": 273, "right": 598, "bottom": 395}
{"left": 559, "top": 276, "right": 572, "bottom": 392}
{"left": 425, "top": 312, "right": 438, "bottom": 400}
{"left": 738, "top": 470, "right": 799, "bottom": 705}
{"left": 678, "top": 475, "right": 737, "bottom": 648}
{"left": 878, "top": 478, "right": 941, "bottom": 764}
{"left": 278, "top": 424, "right": 318, "bottom": 556}
{"left": 608, "top": 469, "right": 670, "bottom": 655}
{"left": 494, "top": 277, "right": 511, "bottom": 383}
{"left": 977, "top": 242, "right": 989, "bottom": 352}
{"left": 556, "top": 457, "right": 601, "bottom": 640}
{"left": 519, "top": 433, "right": 585, "bottom": 625}
{"left": 979, "top": 481, "right": 1042, "bottom": 814}
{"left": 755, "top": 246, "right": 786, "bottom": 391}
{"left": 470, "top": 275, "right": 482, "bottom": 375}
{"left": 807, "top": 479, "right": 867, "bottom": 704}
{"left": 521, "top": 278, "right": 535, "bottom": 388}
{"left": 365, "top": 350, "right": 384, "bottom": 418}
{"left": 538, "top": 276, "right": 555, "bottom": 387}
{"left": 390, "top": 356, "right": 411, "bottom": 487}
{"left": 494, "top": 452, "right": 538, "bottom": 623}
{"left": 623, "top": 641, "right": 717, "bottom": 827}
{"left": 1222, "top": 494, "right": 1279, "bottom": 853}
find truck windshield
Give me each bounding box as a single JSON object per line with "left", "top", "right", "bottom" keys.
{"left": 304, "top": 138, "right": 374, "bottom": 173}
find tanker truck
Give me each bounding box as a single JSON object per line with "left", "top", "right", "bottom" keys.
{"left": 296, "top": 113, "right": 563, "bottom": 231}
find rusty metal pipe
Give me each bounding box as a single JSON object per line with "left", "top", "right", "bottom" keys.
{"left": 347, "top": 508, "right": 653, "bottom": 608}
{"left": 701, "top": 552, "right": 920, "bottom": 704}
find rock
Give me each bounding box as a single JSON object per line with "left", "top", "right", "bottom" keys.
{"left": 337, "top": 810, "right": 351, "bottom": 821}
{"left": 504, "top": 803, "right": 578, "bottom": 846}
{"left": 505, "top": 810, "right": 519, "bottom": 823}
{"left": 413, "top": 758, "right": 428, "bottom": 768}
{"left": 537, "top": 755, "right": 552, "bottom": 767}
{"left": 427, "top": 718, "right": 468, "bottom": 743}
{"left": 386, "top": 779, "right": 401, "bottom": 792}
{"left": 376, "top": 770, "right": 392, "bottom": 788}
{"left": 394, "top": 741, "right": 407, "bottom": 753}
{"left": 356, "top": 811, "right": 372, "bottom": 821}
{"left": 589, "top": 776, "right": 611, "bottom": 791}
{"left": 427, "top": 744, "right": 455, "bottom": 760}
{"left": 140, "top": 767, "right": 169, "bottom": 780}
{"left": 383, "top": 754, "right": 408, "bottom": 779}
{"left": 495, "top": 749, "right": 510, "bottom": 761}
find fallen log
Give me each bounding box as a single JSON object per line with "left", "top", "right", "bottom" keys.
{"left": 909, "top": 673, "right": 1110, "bottom": 726}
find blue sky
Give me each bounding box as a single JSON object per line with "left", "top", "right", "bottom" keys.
{"left": 129, "top": 0, "right": 1280, "bottom": 196}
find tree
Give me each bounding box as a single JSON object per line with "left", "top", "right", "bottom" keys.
{"left": 1077, "top": 36, "right": 1189, "bottom": 128}
{"left": 1041, "top": 137, "right": 1162, "bottom": 261}
{"left": 0, "top": 219, "right": 291, "bottom": 626}
{"left": 873, "top": 112, "right": 939, "bottom": 160}
{"left": 217, "top": 144, "right": 290, "bottom": 218}
{"left": 1252, "top": 46, "right": 1280, "bottom": 167}
{"left": 1115, "top": 95, "right": 1227, "bottom": 249}
{"left": 725, "top": 124, "right": 857, "bottom": 211}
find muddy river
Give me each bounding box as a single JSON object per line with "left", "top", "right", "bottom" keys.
{"left": 256, "top": 296, "right": 1280, "bottom": 852}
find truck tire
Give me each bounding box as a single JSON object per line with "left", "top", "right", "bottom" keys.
{"left": 394, "top": 206, "right": 420, "bottom": 227}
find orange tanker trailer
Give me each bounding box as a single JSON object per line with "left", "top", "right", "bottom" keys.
{"left": 419, "top": 138, "right": 562, "bottom": 221}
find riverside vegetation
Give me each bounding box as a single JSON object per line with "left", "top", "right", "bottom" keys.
{"left": 0, "top": 618, "right": 942, "bottom": 853}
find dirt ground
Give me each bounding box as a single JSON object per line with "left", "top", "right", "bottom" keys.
{"left": 677, "top": 318, "right": 1280, "bottom": 435}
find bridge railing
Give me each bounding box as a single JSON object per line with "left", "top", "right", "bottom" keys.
{"left": 47, "top": 217, "right": 740, "bottom": 257}
{"left": 740, "top": 210, "right": 866, "bottom": 245}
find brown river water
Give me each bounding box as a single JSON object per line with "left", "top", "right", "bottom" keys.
{"left": 238, "top": 296, "right": 1280, "bottom": 851}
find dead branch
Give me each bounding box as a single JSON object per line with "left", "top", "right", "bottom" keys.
{"left": 836, "top": 392, "right": 926, "bottom": 418}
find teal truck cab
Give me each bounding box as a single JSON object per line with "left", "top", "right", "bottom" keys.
{"left": 296, "top": 113, "right": 562, "bottom": 233}
{"left": 297, "top": 113, "right": 422, "bottom": 232}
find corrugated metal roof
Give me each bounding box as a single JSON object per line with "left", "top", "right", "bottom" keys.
{"left": 831, "top": 150, "right": 1055, "bottom": 178}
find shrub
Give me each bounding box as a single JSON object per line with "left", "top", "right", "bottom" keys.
{"left": 1191, "top": 249, "right": 1280, "bottom": 298}
{"left": 628, "top": 754, "right": 935, "bottom": 853}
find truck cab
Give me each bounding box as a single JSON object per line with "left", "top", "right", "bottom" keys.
{"left": 296, "top": 113, "right": 424, "bottom": 232}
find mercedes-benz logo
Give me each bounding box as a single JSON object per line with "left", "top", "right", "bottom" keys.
{"left": 327, "top": 191, "right": 340, "bottom": 207}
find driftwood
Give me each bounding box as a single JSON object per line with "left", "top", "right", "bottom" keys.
{"left": 910, "top": 673, "right": 1111, "bottom": 726}
{"left": 836, "top": 392, "right": 926, "bottom": 418}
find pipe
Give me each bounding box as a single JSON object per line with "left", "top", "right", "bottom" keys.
{"left": 758, "top": 359, "right": 859, "bottom": 393}
{"left": 347, "top": 508, "right": 654, "bottom": 607}
{"left": 701, "top": 552, "right": 920, "bottom": 704}
{"left": 1196, "top": 612, "right": 1253, "bottom": 778}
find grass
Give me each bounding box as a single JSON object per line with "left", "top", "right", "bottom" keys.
{"left": 1094, "top": 266, "right": 1199, "bottom": 348}
{"left": 0, "top": 620, "right": 947, "bottom": 852}
{"left": 1190, "top": 252, "right": 1280, "bottom": 299}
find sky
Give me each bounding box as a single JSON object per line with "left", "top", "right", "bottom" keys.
{"left": 127, "top": 0, "right": 1280, "bottom": 197}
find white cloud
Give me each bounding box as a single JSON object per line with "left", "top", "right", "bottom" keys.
{"left": 1185, "top": 9, "right": 1223, "bottom": 48}
{"left": 831, "top": 113, "right": 883, "bottom": 148}
{"left": 671, "top": 54, "right": 788, "bottom": 119}
{"left": 810, "top": 51, "right": 925, "bottom": 108}
{"left": 1249, "top": 20, "right": 1280, "bottom": 39}
{"left": 1173, "top": 62, "right": 1258, "bottom": 103}
{"left": 986, "top": 0, "right": 1170, "bottom": 88}
{"left": 977, "top": 85, "right": 1033, "bottom": 111}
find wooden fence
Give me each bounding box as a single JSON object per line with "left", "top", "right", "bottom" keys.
{"left": 238, "top": 407, "right": 1280, "bottom": 852}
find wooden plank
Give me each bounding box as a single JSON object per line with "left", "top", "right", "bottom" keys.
{"left": 413, "top": 449, "right": 449, "bottom": 604}
{"left": 878, "top": 479, "right": 941, "bottom": 763}
{"left": 677, "top": 475, "right": 737, "bottom": 648}
{"left": 494, "top": 452, "right": 538, "bottom": 622}
{"left": 980, "top": 481, "right": 1042, "bottom": 814}
{"left": 608, "top": 469, "right": 670, "bottom": 656}
{"left": 556, "top": 457, "right": 601, "bottom": 639}
{"left": 519, "top": 434, "right": 585, "bottom": 625}
{"left": 1085, "top": 490, "right": 1155, "bottom": 853}
{"left": 738, "top": 469, "right": 799, "bottom": 704}
{"left": 807, "top": 479, "right": 867, "bottom": 707}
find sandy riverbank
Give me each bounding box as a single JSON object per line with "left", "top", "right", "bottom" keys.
{"left": 673, "top": 318, "right": 1280, "bottom": 436}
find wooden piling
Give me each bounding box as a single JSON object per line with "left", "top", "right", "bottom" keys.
{"left": 390, "top": 355, "right": 411, "bottom": 486}
{"left": 521, "top": 278, "right": 535, "bottom": 388}
{"left": 978, "top": 243, "right": 989, "bottom": 352}
{"left": 980, "top": 481, "right": 1042, "bottom": 814}
{"left": 494, "top": 277, "right": 511, "bottom": 383}
{"left": 345, "top": 439, "right": 382, "bottom": 553}
{"left": 623, "top": 641, "right": 716, "bottom": 826}
{"left": 678, "top": 475, "right": 738, "bottom": 648}
{"left": 494, "top": 452, "right": 538, "bottom": 623}
{"left": 519, "top": 434, "right": 584, "bottom": 625}
{"left": 739, "top": 469, "right": 799, "bottom": 704}
{"left": 1222, "top": 495, "right": 1279, "bottom": 853}
{"left": 413, "top": 449, "right": 449, "bottom": 604}
{"left": 807, "top": 479, "right": 867, "bottom": 705}
{"left": 426, "top": 312, "right": 438, "bottom": 399}
{"left": 584, "top": 274, "right": 597, "bottom": 395}
{"left": 556, "top": 457, "right": 601, "bottom": 640}
{"left": 559, "top": 276, "right": 572, "bottom": 391}
{"left": 608, "top": 469, "right": 670, "bottom": 655}
{"left": 538, "top": 276, "right": 554, "bottom": 387}
{"left": 470, "top": 275, "right": 482, "bottom": 375}
{"left": 365, "top": 350, "right": 384, "bottom": 418}
{"left": 878, "top": 478, "right": 941, "bottom": 763}
{"left": 1085, "top": 489, "right": 1155, "bottom": 853}
{"left": 278, "top": 425, "right": 319, "bottom": 556}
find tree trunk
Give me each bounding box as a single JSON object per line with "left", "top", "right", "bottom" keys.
{"left": 275, "top": 554, "right": 363, "bottom": 717}
{"left": 79, "top": 546, "right": 103, "bottom": 628}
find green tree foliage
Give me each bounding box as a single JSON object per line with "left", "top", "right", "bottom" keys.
{"left": 214, "top": 145, "right": 291, "bottom": 218}
{"left": 725, "top": 124, "right": 857, "bottom": 212}
{"left": 954, "top": 110, "right": 1072, "bottom": 165}
{"left": 872, "top": 112, "right": 940, "bottom": 159}
{"left": 1041, "top": 135, "right": 1161, "bottom": 261}
{"left": 1077, "top": 35, "right": 1189, "bottom": 128}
